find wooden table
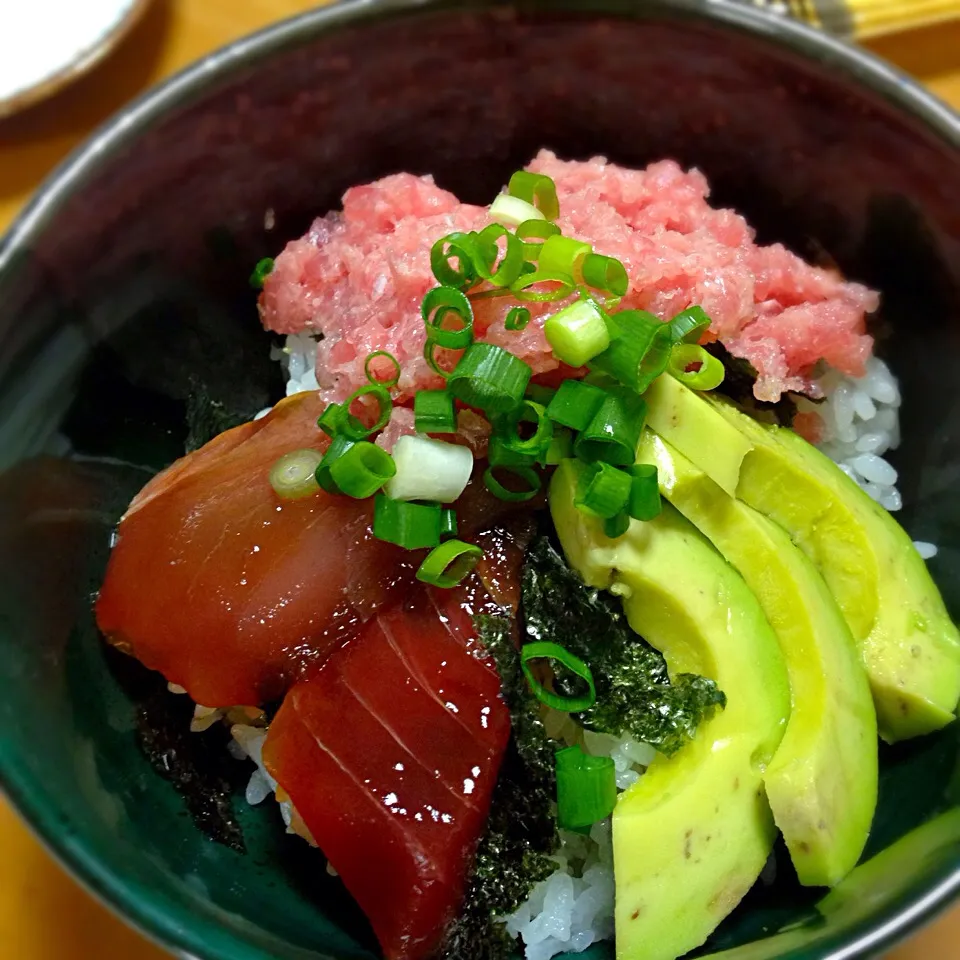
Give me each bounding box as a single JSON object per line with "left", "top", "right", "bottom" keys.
{"left": 2, "top": 2, "right": 960, "bottom": 957}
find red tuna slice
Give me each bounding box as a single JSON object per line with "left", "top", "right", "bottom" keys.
{"left": 95, "top": 391, "right": 414, "bottom": 707}
{"left": 263, "top": 583, "right": 512, "bottom": 960}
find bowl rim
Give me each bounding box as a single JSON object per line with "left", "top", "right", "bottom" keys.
{"left": 2, "top": 1, "right": 960, "bottom": 958}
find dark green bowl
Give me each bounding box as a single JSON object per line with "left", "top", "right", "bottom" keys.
{"left": 2, "top": 1, "right": 960, "bottom": 958}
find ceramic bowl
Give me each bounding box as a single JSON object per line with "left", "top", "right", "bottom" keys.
{"left": 1, "top": 2, "right": 960, "bottom": 958}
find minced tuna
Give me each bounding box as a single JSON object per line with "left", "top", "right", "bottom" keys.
{"left": 259, "top": 150, "right": 879, "bottom": 405}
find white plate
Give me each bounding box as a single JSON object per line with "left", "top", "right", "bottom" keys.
{"left": 0, "top": 0, "right": 151, "bottom": 118}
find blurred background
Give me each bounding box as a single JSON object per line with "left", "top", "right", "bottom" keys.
{"left": 3, "top": 0, "right": 960, "bottom": 956}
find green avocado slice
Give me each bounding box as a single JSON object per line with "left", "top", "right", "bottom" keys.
{"left": 550, "top": 460, "right": 790, "bottom": 960}
{"left": 637, "top": 430, "right": 878, "bottom": 887}
{"left": 646, "top": 373, "right": 960, "bottom": 742}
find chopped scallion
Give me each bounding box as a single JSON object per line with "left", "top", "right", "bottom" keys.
{"left": 372, "top": 495, "right": 442, "bottom": 550}
{"left": 364, "top": 351, "right": 401, "bottom": 388}
{"left": 414, "top": 389, "right": 457, "bottom": 434}
{"left": 489, "top": 194, "right": 544, "bottom": 228}
{"left": 603, "top": 512, "right": 631, "bottom": 539}
{"left": 581, "top": 253, "right": 629, "bottom": 297}
{"left": 493, "top": 399, "right": 553, "bottom": 459}
{"left": 525, "top": 384, "right": 557, "bottom": 407}
{"left": 269, "top": 448, "right": 324, "bottom": 500}
{"left": 668, "top": 344, "right": 725, "bottom": 391}
{"left": 511, "top": 269, "right": 576, "bottom": 303}
{"left": 574, "top": 461, "right": 631, "bottom": 519}
{"left": 416, "top": 539, "right": 484, "bottom": 588}
{"left": 328, "top": 441, "right": 396, "bottom": 499}
{"left": 539, "top": 427, "right": 574, "bottom": 466}
{"left": 315, "top": 435, "right": 356, "bottom": 493}
{"left": 422, "top": 285, "right": 474, "bottom": 350}
{"left": 447, "top": 343, "right": 531, "bottom": 414}
{"left": 520, "top": 641, "right": 596, "bottom": 712}
{"left": 440, "top": 508, "right": 458, "bottom": 538}
{"left": 488, "top": 436, "right": 539, "bottom": 468}
{"left": 668, "top": 306, "right": 711, "bottom": 344}
{"left": 516, "top": 218, "right": 561, "bottom": 256}
{"left": 629, "top": 463, "right": 662, "bottom": 521}
{"left": 555, "top": 746, "right": 617, "bottom": 831}
{"left": 508, "top": 171, "right": 560, "bottom": 221}
{"left": 588, "top": 309, "right": 672, "bottom": 393}
{"left": 249, "top": 258, "right": 274, "bottom": 289}
{"left": 544, "top": 298, "right": 611, "bottom": 368}
{"left": 505, "top": 306, "right": 532, "bottom": 331}
{"left": 545, "top": 379, "right": 608, "bottom": 432}
{"left": 474, "top": 224, "right": 525, "bottom": 288}
{"left": 575, "top": 387, "right": 648, "bottom": 466}
{"left": 383, "top": 434, "right": 473, "bottom": 503}
{"left": 338, "top": 384, "right": 393, "bottom": 440}
{"left": 430, "top": 232, "right": 480, "bottom": 290}
{"left": 538, "top": 235, "right": 591, "bottom": 280}
{"left": 317, "top": 402, "right": 342, "bottom": 438}
{"left": 483, "top": 464, "right": 541, "bottom": 502}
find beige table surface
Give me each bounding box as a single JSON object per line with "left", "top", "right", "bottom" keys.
{"left": 2, "top": 1, "right": 960, "bottom": 957}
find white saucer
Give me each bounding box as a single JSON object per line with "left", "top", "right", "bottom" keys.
{"left": 0, "top": 0, "right": 151, "bottom": 118}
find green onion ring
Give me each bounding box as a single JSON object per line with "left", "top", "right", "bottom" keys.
{"left": 416, "top": 539, "right": 484, "bottom": 588}
{"left": 422, "top": 285, "right": 474, "bottom": 350}
{"left": 483, "top": 465, "right": 542, "bottom": 502}
{"left": 364, "top": 351, "right": 401, "bottom": 388}
{"left": 338, "top": 384, "right": 393, "bottom": 440}
{"left": 520, "top": 641, "right": 596, "bottom": 712}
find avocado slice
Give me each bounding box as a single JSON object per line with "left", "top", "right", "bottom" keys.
{"left": 637, "top": 430, "right": 877, "bottom": 887}
{"left": 647, "top": 374, "right": 960, "bottom": 742}
{"left": 551, "top": 460, "right": 790, "bottom": 960}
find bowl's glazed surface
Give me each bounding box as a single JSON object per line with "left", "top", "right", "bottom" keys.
{"left": 1, "top": 2, "right": 960, "bottom": 959}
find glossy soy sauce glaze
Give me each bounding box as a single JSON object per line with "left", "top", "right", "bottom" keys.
{"left": 1, "top": 3, "right": 960, "bottom": 960}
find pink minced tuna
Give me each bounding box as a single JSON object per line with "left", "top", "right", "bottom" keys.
{"left": 259, "top": 150, "right": 879, "bottom": 404}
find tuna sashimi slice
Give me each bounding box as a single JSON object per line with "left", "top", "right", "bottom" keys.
{"left": 264, "top": 584, "right": 511, "bottom": 960}
{"left": 95, "top": 391, "right": 412, "bottom": 707}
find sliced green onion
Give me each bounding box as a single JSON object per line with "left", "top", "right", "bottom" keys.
{"left": 440, "top": 508, "right": 458, "bottom": 538}
{"left": 338, "top": 384, "right": 393, "bottom": 440}
{"left": 668, "top": 306, "right": 711, "bottom": 344}
{"left": 315, "top": 435, "right": 356, "bottom": 493}
{"left": 488, "top": 436, "right": 539, "bottom": 468}
{"left": 448, "top": 343, "right": 531, "bottom": 414}
{"left": 669, "top": 344, "right": 725, "bottom": 391}
{"left": 269, "top": 448, "right": 324, "bottom": 500}
{"left": 474, "top": 224, "right": 525, "bottom": 288}
{"left": 575, "top": 462, "right": 632, "bottom": 519}
{"left": 629, "top": 464, "right": 662, "bottom": 521}
{"left": 508, "top": 171, "right": 560, "bottom": 221}
{"left": 538, "top": 235, "right": 591, "bottom": 279}
{"left": 414, "top": 389, "right": 457, "bottom": 434}
{"left": 483, "top": 465, "right": 541, "bottom": 502}
{"left": 250, "top": 257, "right": 274, "bottom": 289}
{"left": 603, "top": 512, "right": 631, "bottom": 539}
{"left": 545, "top": 379, "right": 608, "bottom": 432}
{"left": 575, "top": 387, "right": 648, "bottom": 466}
{"left": 383, "top": 434, "right": 473, "bottom": 503}
{"left": 511, "top": 269, "right": 576, "bottom": 303}
{"left": 555, "top": 746, "right": 617, "bottom": 831}
{"left": 505, "top": 306, "right": 532, "bottom": 331}
{"left": 525, "top": 384, "right": 557, "bottom": 407}
{"left": 422, "top": 286, "right": 474, "bottom": 350}
{"left": 516, "top": 218, "right": 561, "bottom": 256}
{"left": 430, "top": 232, "right": 480, "bottom": 290}
{"left": 423, "top": 340, "right": 461, "bottom": 380}
{"left": 317, "top": 402, "right": 343, "bottom": 438}
{"left": 588, "top": 309, "right": 673, "bottom": 393}
{"left": 520, "top": 641, "right": 596, "bottom": 712}
{"left": 581, "top": 253, "right": 629, "bottom": 297}
{"left": 544, "top": 298, "right": 611, "bottom": 368}
{"left": 327, "top": 441, "right": 396, "bottom": 499}
{"left": 489, "top": 194, "right": 544, "bottom": 228}
{"left": 416, "top": 539, "right": 484, "bottom": 588}
{"left": 493, "top": 399, "right": 553, "bottom": 459}
{"left": 372, "top": 495, "right": 442, "bottom": 549}
{"left": 539, "top": 427, "right": 574, "bottom": 466}
{"left": 364, "top": 351, "right": 401, "bottom": 388}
